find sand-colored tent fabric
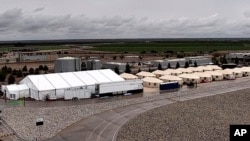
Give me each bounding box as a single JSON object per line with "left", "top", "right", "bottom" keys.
{"left": 136, "top": 71, "right": 156, "bottom": 79}
{"left": 207, "top": 65, "right": 222, "bottom": 70}
{"left": 178, "top": 74, "right": 201, "bottom": 84}
{"left": 176, "top": 68, "right": 193, "bottom": 74}
{"left": 164, "top": 69, "right": 182, "bottom": 76}
{"left": 159, "top": 75, "right": 183, "bottom": 85}
{"left": 225, "top": 68, "right": 243, "bottom": 78}
{"left": 196, "top": 66, "right": 206, "bottom": 72}
{"left": 142, "top": 77, "right": 163, "bottom": 88}
{"left": 204, "top": 71, "right": 223, "bottom": 81}
{"left": 203, "top": 66, "right": 214, "bottom": 71}
{"left": 120, "top": 73, "right": 138, "bottom": 80}
{"left": 152, "top": 70, "right": 171, "bottom": 78}
{"left": 216, "top": 70, "right": 235, "bottom": 80}
{"left": 188, "top": 67, "right": 204, "bottom": 72}
{"left": 238, "top": 67, "right": 250, "bottom": 76}
{"left": 192, "top": 72, "right": 212, "bottom": 83}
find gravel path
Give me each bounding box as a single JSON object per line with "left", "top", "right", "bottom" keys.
{"left": 2, "top": 77, "right": 250, "bottom": 140}
{"left": 117, "top": 89, "right": 250, "bottom": 141}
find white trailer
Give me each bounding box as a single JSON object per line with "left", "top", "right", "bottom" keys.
{"left": 64, "top": 88, "right": 91, "bottom": 100}
{"left": 98, "top": 80, "right": 143, "bottom": 95}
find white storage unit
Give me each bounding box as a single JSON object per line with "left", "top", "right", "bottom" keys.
{"left": 5, "top": 84, "right": 29, "bottom": 100}
{"left": 204, "top": 71, "right": 223, "bottom": 81}
{"left": 98, "top": 80, "right": 143, "bottom": 94}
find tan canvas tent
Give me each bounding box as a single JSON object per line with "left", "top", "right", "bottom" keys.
{"left": 178, "top": 74, "right": 200, "bottom": 84}
{"left": 120, "top": 73, "right": 138, "bottom": 80}
{"left": 176, "top": 68, "right": 193, "bottom": 74}
{"left": 142, "top": 77, "right": 163, "bottom": 88}
{"left": 165, "top": 69, "right": 182, "bottom": 76}
{"left": 159, "top": 75, "right": 183, "bottom": 86}
{"left": 192, "top": 72, "right": 212, "bottom": 83}
{"left": 136, "top": 71, "right": 156, "bottom": 79}
{"left": 216, "top": 70, "right": 235, "bottom": 80}
{"left": 152, "top": 70, "right": 171, "bottom": 78}
{"left": 204, "top": 71, "right": 223, "bottom": 81}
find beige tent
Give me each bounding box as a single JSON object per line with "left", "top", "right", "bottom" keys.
{"left": 225, "top": 68, "right": 243, "bottom": 78}
{"left": 188, "top": 67, "right": 204, "bottom": 72}
{"left": 196, "top": 66, "right": 206, "bottom": 72}
{"left": 176, "top": 68, "right": 193, "bottom": 74}
{"left": 120, "top": 73, "right": 138, "bottom": 80}
{"left": 238, "top": 67, "right": 250, "bottom": 77}
{"left": 136, "top": 71, "right": 156, "bottom": 79}
{"left": 203, "top": 66, "right": 214, "bottom": 71}
{"left": 207, "top": 65, "right": 222, "bottom": 70}
{"left": 204, "top": 71, "right": 223, "bottom": 81}
{"left": 152, "top": 70, "right": 171, "bottom": 78}
{"left": 178, "top": 74, "right": 200, "bottom": 84}
{"left": 159, "top": 75, "right": 183, "bottom": 86}
{"left": 216, "top": 70, "right": 235, "bottom": 80}
{"left": 192, "top": 72, "right": 212, "bottom": 83}
{"left": 142, "top": 77, "right": 163, "bottom": 88}
{"left": 165, "top": 69, "right": 182, "bottom": 76}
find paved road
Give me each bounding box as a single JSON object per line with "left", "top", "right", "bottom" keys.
{"left": 48, "top": 78, "right": 250, "bottom": 141}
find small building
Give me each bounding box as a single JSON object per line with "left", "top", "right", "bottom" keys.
{"left": 54, "top": 57, "right": 81, "bottom": 73}
{"left": 120, "top": 73, "right": 138, "bottom": 80}
{"left": 152, "top": 70, "right": 171, "bottom": 78}
{"left": 142, "top": 77, "right": 163, "bottom": 88}
{"left": 159, "top": 75, "right": 183, "bottom": 86}
{"left": 204, "top": 71, "right": 223, "bottom": 81}
{"left": 167, "top": 58, "right": 186, "bottom": 68}
{"left": 102, "top": 62, "right": 126, "bottom": 73}
{"left": 185, "top": 56, "right": 212, "bottom": 66}
{"left": 136, "top": 71, "right": 156, "bottom": 79}
{"left": 2, "top": 84, "right": 29, "bottom": 100}
{"left": 192, "top": 72, "right": 212, "bottom": 83}
{"left": 178, "top": 74, "right": 200, "bottom": 84}
{"left": 17, "top": 50, "right": 58, "bottom": 61}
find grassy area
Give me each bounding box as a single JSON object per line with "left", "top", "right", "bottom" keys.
{"left": 93, "top": 42, "right": 250, "bottom": 53}
{"left": 0, "top": 45, "right": 69, "bottom": 52}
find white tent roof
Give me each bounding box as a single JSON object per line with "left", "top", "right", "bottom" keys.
{"left": 59, "top": 72, "right": 86, "bottom": 87}
{"left": 142, "top": 77, "right": 163, "bottom": 83}
{"left": 6, "top": 84, "right": 29, "bottom": 92}
{"left": 99, "top": 69, "right": 124, "bottom": 82}
{"left": 152, "top": 70, "right": 171, "bottom": 75}
{"left": 207, "top": 65, "right": 222, "bottom": 70}
{"left": 136, "top": 71, "right": 156, "bottom": 77}
{"left": 178, "top": 74, "right": 200, "bottom": 79}
{"left": 26, "top": 75, "right": 55, "bottom": 91}
{"left": 238, "top": 67, "right": 250, "bottom": 72}
{"left": 120, "top": 73, "right": 138, "bottom": 79}
{"left": 87, "top": 70, "right": 112, "bottom": 83}
{"left": 44, "top": 74, "right": 71, "bottom": 89}
{"left": 203, "top": 66, "right": 213, "bottom": 71}
{"left": 216, "top": 70, "right": 233, "bottom": 75}
{"left": 225, "top": 68, "right": 242, "bottom": 73}
{"left": 73, "top": 71, "right": 98, "bottom": 85}
{"left": 159, "top": 75, "right": 182, "bottom": 81}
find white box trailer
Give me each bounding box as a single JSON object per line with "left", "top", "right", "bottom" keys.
{"left": 98, "top": 80, "right": 143, "bottom": 95}
{"left": 64, "top": 88, "right": 91, "bottom": 100}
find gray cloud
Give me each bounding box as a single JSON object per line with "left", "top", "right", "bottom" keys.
{"left": 33, "top": 7, "right": 45, "bottom": 12}
{"left": 1, "top": 8, "right": 250, "bottom": 40}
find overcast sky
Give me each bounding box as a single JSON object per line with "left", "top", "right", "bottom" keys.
{"left": 1, "top": 0, "right": 250, "bottom": 40}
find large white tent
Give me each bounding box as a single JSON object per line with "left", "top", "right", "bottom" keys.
{"left": 19, "top": 69, "right": 125, "bottom": 100}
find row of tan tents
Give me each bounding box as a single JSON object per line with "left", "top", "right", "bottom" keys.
{"left": 120, "top": 65, "right": 250, "bottom": 88}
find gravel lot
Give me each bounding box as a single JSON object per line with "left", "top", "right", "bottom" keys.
{"left": 117, "top": 89, "right": 250, "bottom": 141}
{"left": 2, "top": 77, "right": 250, "bottom": 140}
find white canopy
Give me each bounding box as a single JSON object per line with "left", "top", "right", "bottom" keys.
{"left": 216, "top": 70, "right": 234, "bottom": 75}
{"left": 178, "top": 74, "right": 200, "bottom": 80}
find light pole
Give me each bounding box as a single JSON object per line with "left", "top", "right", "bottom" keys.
{"left": 36, "top": 118, "right": 44, "bottom": 141}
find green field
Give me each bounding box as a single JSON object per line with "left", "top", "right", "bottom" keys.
{"left": 0, "top": 45, "right": 69, "bottom": 52}
{"left": 93, "top": 42, "right": 250, "bottom": 53}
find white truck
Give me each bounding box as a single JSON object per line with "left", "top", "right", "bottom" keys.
{"left": 97, "top": 79, "right": 143, "bottom": 95}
